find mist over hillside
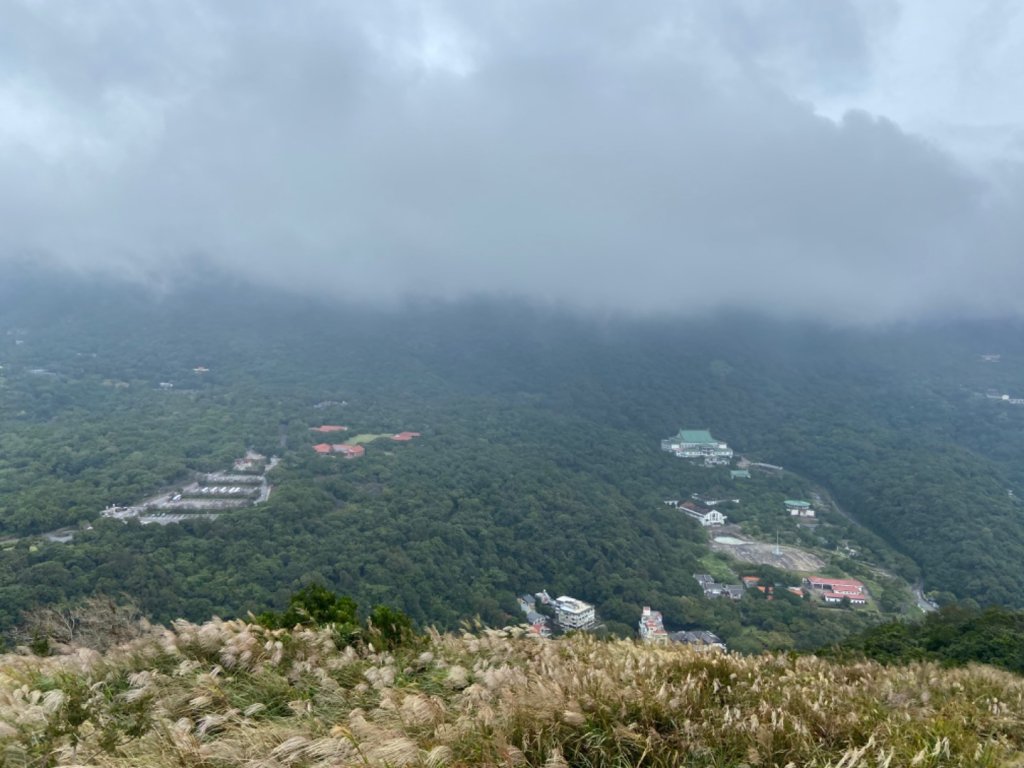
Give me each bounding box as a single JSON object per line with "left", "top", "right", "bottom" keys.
{"left": 4, "top": 2, "right": 1024, "bottom": 322}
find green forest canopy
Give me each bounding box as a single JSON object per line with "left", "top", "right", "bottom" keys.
{"left": 3, "top": 271, "right": 1024, "bottom": 650}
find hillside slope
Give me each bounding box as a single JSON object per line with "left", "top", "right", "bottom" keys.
{"left": 1, "top": 619, "right": 1022, "bottom": 767}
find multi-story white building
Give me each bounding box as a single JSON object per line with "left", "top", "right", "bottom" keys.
{"left": 553, "top": 595, "right": 597, "bottom": 630}
{"left": 661, "top": 429, "right": 733, "bottom": 461}
{"left": 682, "top": 501, "right": 727, "bottom": 526}
{"left": 638, "top": 606, "right": 668, "bottom": 643}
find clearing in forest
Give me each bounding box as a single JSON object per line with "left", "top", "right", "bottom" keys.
{"left": 344, "top": 433, "right": 395, "bottom": 445}
{"left": 711, "top": 534, "right": 826, "bottom": 572}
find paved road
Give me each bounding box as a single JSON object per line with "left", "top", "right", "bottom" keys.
{"left": 913, "top": 584, "right": 939, "bottom": 613}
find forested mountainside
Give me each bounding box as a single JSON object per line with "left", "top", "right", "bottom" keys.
{"left": 3, "top": 615, "right": 1023, "bottom": 767}
{"left": 3, "top": 270, "right": 1024, "bottom": 648}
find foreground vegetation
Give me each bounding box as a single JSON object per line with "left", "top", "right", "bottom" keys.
{"left": 1, "top": 615, "right": 1023, "bottom": 767}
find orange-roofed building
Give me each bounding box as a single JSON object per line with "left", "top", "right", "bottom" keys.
{"left": 333, "top": 444, "right": 365, "bottom": 459}
{"left": 312, "top": 443, "right": 332, "bottom": 454}
{"left": 391, "top": 431, "right": 422, "bottom": 441}
{"left": 311, "top": 425, "right": 349, "bottom": 433}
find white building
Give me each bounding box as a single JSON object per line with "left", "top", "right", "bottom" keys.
{"left": 639, "top": 607, "right": 668, "bottom": 643}
{"left": 785, "top": 500, "right": 815, "bottom": 518}
{"left": 661, "top": 429, "right": 733, "bottom": 461}
{"left": 677, "top": 501, "right": 727, "bottom": 527}
{"left": 553, "top": 596, "right": 597, "bottom": 630}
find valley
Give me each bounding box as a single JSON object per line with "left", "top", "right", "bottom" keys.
{"left": 0, "top": 275, "right": 1023, "bottom": 650}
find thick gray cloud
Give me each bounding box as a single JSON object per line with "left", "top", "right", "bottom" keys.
{"left": 1, "top": 0, "right": 1022, "bottom": 322}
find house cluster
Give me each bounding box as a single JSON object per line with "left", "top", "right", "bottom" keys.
{"left": 661, "top": 429, "right": 733, "bottom": 466}
{"left": 522, "top": 590, "right": 599, "bottom": 633}
{"left": 553, "top": 595, "right": 597, "bottom": 630}
{"left": 310, "top": 424, "right": 365, "bottom": 459}
{"left": 517, "top": 594, "right": 552, "bottom": 637}
{"left": 785, "top": 499, "right": 816, "bottom": 518}
{"left": 741, "top": 576, "right": 774, "bottom": 599}
{"left": 800, "top": 576, "right": 869, "bottom": 606}
{"left": 638, "top": 607, "right": 725, "bottom": 650}
{"left": 693, "top": 573, "right": 745, "bottom": 600}
{"left": 312, "top": 428, "right": 422, "bottom": 458}
{"left": 638, "top": 606, "right": 668, "bottom": 642}
{"left": 312, "top": 443, "right": 365, "bottom": 458}
{"left": 664, "top": 499, "right": 728, "bottom": 527}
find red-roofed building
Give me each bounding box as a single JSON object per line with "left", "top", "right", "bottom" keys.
{"left": 312, "top": 443, "right": 332, "bottom": 455}
{"left": 638, "top": 606, "right": 669, "bottom": 644}
{"left": 311, "top": 425, "right": 348, "bottom": 433}
{"left": 803, "top": 576, "right": 869, "bottom": 605}
{"left": 803, "top": 576, "right": 866, "bottom": 596}
{"left": 332, "top": 444, "right": 365, "bottom": 459}
{"left": 391, "top": 431, "right": 422, "bottom": 441}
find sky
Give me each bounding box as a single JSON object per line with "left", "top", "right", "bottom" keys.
{"left": 2, "top": 0, "right": 1023, "bottom": 323}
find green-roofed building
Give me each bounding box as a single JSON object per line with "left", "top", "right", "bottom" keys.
{"left": 676, "top": 429, "right": 716, "bottom": 444}
{"left": 661, "top": 428, "right": 733, "bottom": 461}
{"left": 730, "top": 469, "right": 751, "bottom": 480}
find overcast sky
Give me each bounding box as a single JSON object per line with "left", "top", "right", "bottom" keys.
{"left": 2, "top": 1, "right": 1023, "bottom": 323}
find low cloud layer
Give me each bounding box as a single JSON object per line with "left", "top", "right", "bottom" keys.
{"left": 2, "top": 1, "right": 1023, "bottom": 323}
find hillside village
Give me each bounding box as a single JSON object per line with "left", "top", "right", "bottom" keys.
{"left": 648, "top": 426, "right": 904, "bottom": 642}
{"left": 517, "top": 591, "right": 729, "bottom": 649}
{"left": 311, "top": 425, "right": 422, "bottom": 458}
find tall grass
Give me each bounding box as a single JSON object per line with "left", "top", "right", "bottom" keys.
{"left": 0, "top": 619, "right": 1022, "bottom": 766}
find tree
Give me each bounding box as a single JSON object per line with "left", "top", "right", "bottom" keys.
{"left": 259, "top": 584, "right": 358, "bottom": 629}
{"left": 366, "top": 604, "right": 416, "bottom": 650}
{"left": 14, "top": 595, "right": 148, "bottom": 653}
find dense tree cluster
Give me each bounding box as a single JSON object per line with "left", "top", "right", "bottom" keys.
{"left": 829, "top": 605, "right": 1024, "bottom": 674}
{"left": 2, "top": 270, "right": 1024, "bottom": 650}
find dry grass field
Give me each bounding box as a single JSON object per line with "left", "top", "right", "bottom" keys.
{"left": 1, "top": 618, "right": 1023, "bottom": 766}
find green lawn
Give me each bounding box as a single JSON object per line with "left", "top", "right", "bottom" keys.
{"left": 344, "top": 433, "right": 394, "bottom": 445}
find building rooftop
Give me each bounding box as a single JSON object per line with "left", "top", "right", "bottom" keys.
{"left": 806, "top": 576, "right": 865, "bottom": 592}
{"left": 554, "top": 596, "right": 593, "bottom": 612}
{"left": 669, "top": 630, "right": 724, "bottom": 647}
{"left": 333, "top": 444, "right": 366, "bottom": 457}
{"left": 784, "top": 500, "right": 811, "bottom": 508}
{"left": 676, "top": 429, "right": 717, "bottom": 444}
